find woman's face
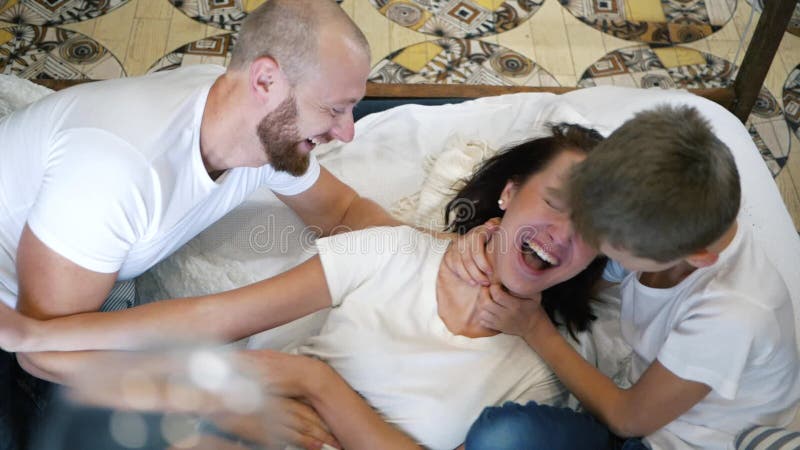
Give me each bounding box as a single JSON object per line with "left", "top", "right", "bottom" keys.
{"left": 490, "top": 149, "right": 597, "bottom": 298}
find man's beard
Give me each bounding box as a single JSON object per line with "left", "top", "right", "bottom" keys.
{"left": 256, "top": 94, "right": 310, "bottom": 176}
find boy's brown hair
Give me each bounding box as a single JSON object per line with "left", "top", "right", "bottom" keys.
{"left": 568, "top": 105, "right": 741, "bottom": 262}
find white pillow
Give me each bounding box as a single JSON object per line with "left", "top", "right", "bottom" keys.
{"left": 391, "top": 134, "right": 498, "bottom": 230}
{"left": 0, "top": 75, "right": 53, "bottom": 120}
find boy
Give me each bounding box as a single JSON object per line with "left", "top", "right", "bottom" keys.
{"left": 468, "top": 105, "right": 800, "bottom": 449}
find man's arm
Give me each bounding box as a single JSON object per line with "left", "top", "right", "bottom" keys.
{"left": 276, "top": 167, "right": 401, "bottom": 236}
{"left": 13, "top": 225, "right": 333, "bottom": 384}
{"left": 15, "top": 225, "right": 118, "bottom": 382}
{"left": 9, "top": 251, "right": 332, "bottom": 354}
{"left": 480, "top": 285, "right": 711, "bottom": 438}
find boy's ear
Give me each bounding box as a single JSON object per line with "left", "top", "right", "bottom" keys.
{"left": 685, "top": 250, "right": 719, "bottom": 268}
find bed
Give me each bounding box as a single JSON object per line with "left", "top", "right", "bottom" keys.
{"left": 2, "top": 1, "right": 799, "bottom": 447}
{"left": 130, "top": 82, "right": 800, "bottom": 405}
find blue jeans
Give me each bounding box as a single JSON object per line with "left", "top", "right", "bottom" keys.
{"left": 465, "top": 401, "right": 649, "bottom": 450}
{"left": 1, "top": 350, "right": 55, "bottom": 450}
{"left": 1, "top": 351, "right": 19, "bottom": 450}
{"left": 2, "top": 281, "right": 137, "bottom": 449}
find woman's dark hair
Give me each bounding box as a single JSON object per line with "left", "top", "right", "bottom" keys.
{"left": 444, "top": 123, "right": 606, "bottom": 337}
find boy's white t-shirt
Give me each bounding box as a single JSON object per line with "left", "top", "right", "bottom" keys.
{"left": 0, "top": 65, "right": 320, "bottom": 307}
{"left": 301, "top": 226, "right": 566, "bottom": 450}
{"left": 606, "top": 224, "right": 800, "bottom": 449}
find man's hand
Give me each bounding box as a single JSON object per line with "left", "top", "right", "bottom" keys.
{"left": 443, "top": 219, "right": 499, "bottom": 286}
{"left": 477, "top": 284, "right": 547, "bottom": 338}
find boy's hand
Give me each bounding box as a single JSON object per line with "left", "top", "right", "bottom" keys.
{"left": 477, "top": 284, "right": 546, "bottom": 338}
{"left": 443, "top": 218, "right": 500, "bottom": 286}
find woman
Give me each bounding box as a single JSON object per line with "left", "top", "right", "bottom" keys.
{"left": 1, "top": 124, "right": 606, "bottom": 450}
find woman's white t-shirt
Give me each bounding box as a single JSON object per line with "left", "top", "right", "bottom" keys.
{"left": 300, "top": 226, "right": 566, "bottom": 450}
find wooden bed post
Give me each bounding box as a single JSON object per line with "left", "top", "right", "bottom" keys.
{"left": 732, "top": 0, "right": 796, "bottom": 122}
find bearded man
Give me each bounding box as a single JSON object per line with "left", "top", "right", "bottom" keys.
{"left": 0, "top": 1, "right": 401, "bottom": 448}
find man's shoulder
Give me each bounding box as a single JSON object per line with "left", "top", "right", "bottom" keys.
{"left": 45, "top": 128, "right": 160, "bottom": 201}
{"left": 52, "top": 64, "right": 222, "bottom": 114}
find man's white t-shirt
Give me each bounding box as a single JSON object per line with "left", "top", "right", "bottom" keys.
{"left": 300, "top": 226, "right": 566, "bottom": 450}
{"left": 606, "top": 224, "right": 800, "bottom": 449}
{"left": 0, "top": 65, "right": 321, "bottom": 307}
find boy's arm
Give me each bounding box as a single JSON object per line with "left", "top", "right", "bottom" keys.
{"left": 6, "top": 256, "right": 332, "bottom": 357}
{"left": 480, "top": 285, "right": 711, "bottom": 438}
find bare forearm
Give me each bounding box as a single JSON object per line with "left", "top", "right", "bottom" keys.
{"left": 17, "top": 350, "right": 132, "bottom": 386}
{"left": 19, "top": 257, "right": 331, "bottom": 353}
{"left": 524, "top": 322, "right": 634, "bottom": 436}
{"left": 305, "top": 364, "right": 420, "bottom": 450}
{"left": 22, "top": 295, "right": 258, "bottom": 352}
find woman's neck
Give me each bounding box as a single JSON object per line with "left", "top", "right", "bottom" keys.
{"left": 435, "top": 245, "right": 500, "bottom": 338}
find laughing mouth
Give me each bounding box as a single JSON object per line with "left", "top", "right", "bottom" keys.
{"left": 521, "top": 239, "right": 560, "bottom": 270}
{"left": 305, "top": 137, "right": 323, "bottom": 148}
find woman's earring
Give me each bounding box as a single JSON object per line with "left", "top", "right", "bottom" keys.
{"left": 497, "top": 198, "right": 505, "bottom": 210}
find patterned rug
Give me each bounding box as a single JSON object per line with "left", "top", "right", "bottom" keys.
{"left": 369, "top": 38, "right": 558, "bottom": 86}
{"left": 560, "top": 0, "right": 737, "bottom": 44}
{"left": 0, "top": 0, "right": 131, "bottom": 26}
{"left": 784, "top": 65, "right": 800, "bottom": 144}
{"left": 367, "top": 0, "right": 543, "bottom": 38}
{"left": 578, "top": 45, "right": 791, "bottom": 177}
{"left": 170, "top": 0, "right": 342, "bottom": 32}
{"left": 746, "top": 0, "right": 800, "bottom": 38}
{"left": 148, "top": 34, "right": 234, "bottom": 73}
{"left": 0, "top": 24, "right": 124, "bottom": 78}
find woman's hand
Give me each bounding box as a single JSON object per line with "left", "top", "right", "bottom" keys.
{"left": 477, "top": 284, "right": 549, "bottom": 339}
{"left": 443, "top": 218, "right": 500, "bottom": 286}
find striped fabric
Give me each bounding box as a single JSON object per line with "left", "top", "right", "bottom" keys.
{"left": 99, "top": 279, "right": 138, "bottom": 312}
{"left": 735, "top": 425, "right": 800, "bottom": 450}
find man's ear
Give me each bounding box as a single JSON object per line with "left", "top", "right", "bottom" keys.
{"left": 685, "top": 249, "right": 719, "bottom": 268}
{"left": 248, "top": 56, "right": 287, "bottom": 103}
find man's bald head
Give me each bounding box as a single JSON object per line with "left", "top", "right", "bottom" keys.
{"left": 229, "top": 0, "right": 370, "bottom": 85}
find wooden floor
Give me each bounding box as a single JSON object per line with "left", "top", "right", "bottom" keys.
{"left": 2, "top": 0, "right": 799, "bottom": 229}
